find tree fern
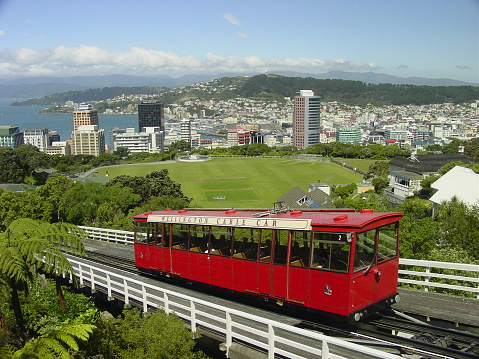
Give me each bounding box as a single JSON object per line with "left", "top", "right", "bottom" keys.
{"left": 11, "top": 323, "right": 95, "bottom": 359}
{"left": 0, "top": 246, "right": 30, "bottom": 282}
{"left": 0, "top": 218, "right": 87, "bottom": 341}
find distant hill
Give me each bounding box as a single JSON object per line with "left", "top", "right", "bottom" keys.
{"left": 0, "top": 71, "right": 476, "bottom": 99}
{"left": 235, "top": 75, "right": 479, "bottom": 106}
{"left": 10, "top": 87, "right": 169, "bottom": 106}
{"left": 9, "top": 74, "right": 479, "bottom": 107}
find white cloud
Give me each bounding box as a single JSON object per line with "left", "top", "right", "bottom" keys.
{"left": 0, "top": 30, "right": 5, "bottom": 36}
{"left": 0, "top": 45, "right": 380, "bottom": 78}
{"left": 236, "top": 31, "right": 248, "bottom": 38}
{"left": 223, "top": 13, "right": 241, "bottom": 25}
{"left": 456, "top": 65, "right": 473, "bottom": 70}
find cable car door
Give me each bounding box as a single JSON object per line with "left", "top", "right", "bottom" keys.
{"left": 351, "top": 230, "right": 376, "bottom": 311}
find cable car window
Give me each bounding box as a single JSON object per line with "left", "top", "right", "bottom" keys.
{"left": 311, "top": 232, "right": 351, "bottom": 273}
{"left": 163, "top": 224, "right": 171, "bottom": 248}
{"left": 273, "top": 230, "right": 289, "bottom": 265}
{"left": 259, "top": 229, "right": 273, "bottom": 262}
{"left": 209, "top": 226, "right": 232, "bottom": 256}
{"left": 134, "top": 221, "right": 148, "bottom": 244}
{"left": 233, "top": 228, "right": 259, "bottom": 260}
{"left": 171, "top": 224, "right": 188, "bottom": 250}
{"left": 355, "top": 229, "right": 376, "bottom": 272}
{"left": 290, "top": 231, "right": 310, "bottom": 267}
{"left": 377, "top": 223, "right": 398, "bottom": 262}
{"left": 189, "top": 225, "right": 208, "bottom": 252}
{"left": 149, "top": 222, "right": 164, "bottom": 246}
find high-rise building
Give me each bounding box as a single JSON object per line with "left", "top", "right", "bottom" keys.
{"left": 292, "top": 90, "right": 321, "bottom": 149}
{"left": 138, "top": 101, "right": 164, "bottom": 131}
{"left": 23, "top": 128, "right": 49, "bottom": 151}
{"left": 180, "top": 118, "right": 192, "bottom": 144}
{"left": 73, "top": 104, "right": 99, "bottom": 131}
{"left": 72, "top": 125, "right": 105, "bottom": 156}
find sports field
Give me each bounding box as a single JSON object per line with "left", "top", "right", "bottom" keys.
{"left": 97, "top": 157, "right": 364, "bottom": 209}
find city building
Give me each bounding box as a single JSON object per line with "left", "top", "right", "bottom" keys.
{"left": 320, "top": 130, "right": 337, "bottom": 144}
{"left": 72, "top": 125, "right": 105, "bottom": 156}
{"left": 384, "top": 128, "right": 410, "bottom": 141}
{"left": 0, "top": 125, "right": 23, "bottom": 148}
{"left": 293, "top": 90, "right": 321, "bottom": 149}
{"left": 336, "top": 127, "right": 361, "bottom": 144}
{"left": 226, "top": 127, "right": 264, "bottom": 146}
{"left": 49, "top": 131, "right": 61, "bottom": 143}
{"left": 429, "top": 166, "right": 479, "bottom": 214}
{"left": 46, "top": 141, "right": 71, "bottom": 156}
{"left": 138, "top": 101, "right": 164, "bottom": 131}
{"left": 138, "top": 101, "right": 165, "bottom": 151}
{"left": 112, "top": 127, "right": 164, "bottom": 153}
{"left": 23, "top": 128, "right": 49, "bottom": 152}
{"left": 277, "top": 185, "right": 333, "bottom": 209}
{"left": 385, "top": 153, "right": 478, "bottom": 205}
{"left": 73, "top": 104, "right": 99, "bottom": 131}
{"left": 180, "top": 118, "right": 192, "bottom": 144}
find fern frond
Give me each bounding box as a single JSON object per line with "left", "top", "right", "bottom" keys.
{"left": 18, "top": 238, "right": 53, "bottom": 263}
{"left": 6, "top": 218, "right": 40, "bottom": 239}
{"left": 11, "top": 323, "right": 94, "bottom": 359}
{"left": 33, "top": 223, "right": 86, "bottom": 256}
{"left": 0, "top": 343, "right": 17, "bottom": 358}
{"left": 14, "top": 337, "right": 63, "bottom": 359}
{"left": 0, "top": 247, "right": 30, "bottom": 282}
{"left": 36, "top": 337, "right": 71, "bottom": 358}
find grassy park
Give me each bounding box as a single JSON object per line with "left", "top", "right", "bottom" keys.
{"left": 97, "top": 157, "right": 365, "bottom": 208}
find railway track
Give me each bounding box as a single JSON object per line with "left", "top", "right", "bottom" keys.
{"left": 83, "top": 250, "right": 137, "bottom": 272}
{"left": 359, "top": 314, "right": 479, "bottom": 359}
{"left": 81, "top": 249, "right": 479, "bottom": 359}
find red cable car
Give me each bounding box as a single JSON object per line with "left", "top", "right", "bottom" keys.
{"left": 133, "top": 203, "right": 403, "bottom": 321}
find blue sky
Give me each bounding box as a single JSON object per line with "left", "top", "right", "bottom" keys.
{"left": 0, "top": 0, "right": 477, "bottom": 82}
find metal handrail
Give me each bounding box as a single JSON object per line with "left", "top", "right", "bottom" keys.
{"left": 66, "top": 256, "right": 400, "bottom": 359}
{"left": 79, "top": 226, "right": 479, "bottom": 298}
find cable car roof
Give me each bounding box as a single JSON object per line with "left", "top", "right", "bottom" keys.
{"left": 134, "top": 207, "right": 403, "bottom": 230}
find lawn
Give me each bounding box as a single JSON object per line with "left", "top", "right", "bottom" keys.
{"left": 97, "top": 157, "right": 364, "bottom": 208}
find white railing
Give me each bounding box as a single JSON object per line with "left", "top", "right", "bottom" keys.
{"left": 66, "top": 257, "right": 400, "bottom": 359}
{"left": 398, "top": 258, "right": 479, "bottom": 299}
{"left": 79, "top": 226, "right": 134, "bottom": 244}
{"left": 79, "top": 226, "right": 479, "bottom": 298}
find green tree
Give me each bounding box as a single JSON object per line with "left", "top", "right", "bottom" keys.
{"left": 438, "top": 161, "right": 466, "bottom": 175}
{"left": 37, "top": 175, "right": 75, "bottom": 223}
{"left": 333, "top": 192, "right": 388, "bottom": 212}
{"left": 61, "top": 182, "right": 141, "bottom": 226}
{"left": 14, "top": 144, "right": 50, "bottom": 172}
{"left": 371, "top": 177, "right": 388, "bottom": 194}
{"left": 0, "top": 190, "right": 45, "bottom": 230}
{"left": 418, "top": 174, "right": 440, "bottom": 198}
{"left": 169, "top": 140, "right": 191, "bottom": 153}
{"left": 7, "top": 322, "right": 95, "bottom": 359}
{"left": 88, "top": 308, "right": 207, "bottom": 359}
{"left": 332, "top": 183, "right": 357, "bottom": 199}
{"left": 435, "top": 198, "right": 479, "bottom": 259}
{"left": 0, "top": 147, "right": 26, "bottom": 183}
{"left": 0, "top": 219, "right": 86, "bottom": 342}
{"left": 113, "top": 146, "right": 130, "bottom": 158}
{"left": 364, "top": 161, "right": 389, "bottom": 180}
{"left": 108, "top": 170, "right": 190, "bottom": 204}
{"left": 398, "top": 198, "right": 438, "bottom": 259}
